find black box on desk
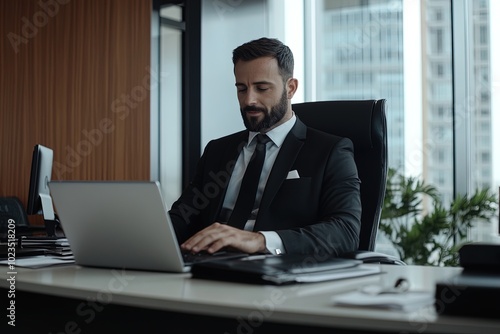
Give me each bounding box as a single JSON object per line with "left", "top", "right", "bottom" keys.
{"left": 435, "top": 242, "right": 500, "bottom": 319}
{"left": 435, "top": 272, "right": 500, "bottom": 319}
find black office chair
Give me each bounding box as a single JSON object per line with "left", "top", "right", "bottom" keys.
{"left": 293, "top": 99, "right": 405, "bottom": 265}
{"left": 0, "top": 197, "right": 30, "bottom": 238}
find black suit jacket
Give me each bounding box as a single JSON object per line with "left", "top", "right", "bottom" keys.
{"left": 169, "top": 117, "right": 361, "bottom": 256}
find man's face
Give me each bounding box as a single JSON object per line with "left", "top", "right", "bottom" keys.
{"left": 234, "top": 57, "right": 294, "bottom": 132}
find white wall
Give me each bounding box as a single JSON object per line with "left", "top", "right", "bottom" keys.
{"left": 201, "top": 0, "right": 269, "bottom": 147}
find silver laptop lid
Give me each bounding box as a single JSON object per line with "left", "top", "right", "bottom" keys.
{"left": 49, "top": 181, "right": 187, "bottom": 273}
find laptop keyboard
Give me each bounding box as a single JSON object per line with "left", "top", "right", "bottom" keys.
{"left": 182, "top": 251, "right": 248, "bottom": 266}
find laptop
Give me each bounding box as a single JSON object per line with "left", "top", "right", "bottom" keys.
{"left": 48, "top": 181, "right": 246, "bottom": 273}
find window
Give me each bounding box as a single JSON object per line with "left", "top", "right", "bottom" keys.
{"left": 479, "top": 25, "right": 488, "bottom": 45}
{"left": 435, "top": 63, "right": 445, "bottom": 77}
{"left": 305, "top": 0, "right": 498, "bottom": 242}
{"left": 430, "top": 28, "right": 444, "bottom": 53}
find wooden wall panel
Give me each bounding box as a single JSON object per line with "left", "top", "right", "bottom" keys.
{"left": 0, "top": 0, "right": 151, "bottom": 225}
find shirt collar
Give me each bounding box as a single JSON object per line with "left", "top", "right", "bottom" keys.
{"left": 247, "top": 113, "right": 297, "bottom": 148}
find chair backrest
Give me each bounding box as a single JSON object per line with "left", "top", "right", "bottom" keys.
{"left": 292, "top": 99, "right": 388, "bottom": 251}
{"left": 0, "top": 196, "right": 30, "bottom": 238}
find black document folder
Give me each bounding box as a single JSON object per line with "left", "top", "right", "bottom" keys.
{"left": 190, "top": 254, "right": 381, "bottom": 285}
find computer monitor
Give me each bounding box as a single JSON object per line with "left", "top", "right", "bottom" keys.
{"left": 26, "top": 144, "right": 58, "bottom": 236}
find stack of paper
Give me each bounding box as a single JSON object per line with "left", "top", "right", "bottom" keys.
{"left": 1, "top": 255, "right": 75, "bottom": 268}
{"left": 332, "top": 290, "right": 434, "bottom": 312}
{"left": 0, "top": 237, "right": 75, "bottom": 268}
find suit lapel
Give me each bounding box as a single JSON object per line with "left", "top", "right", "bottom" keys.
{"left": 257, "top": 118, "right": 307, "bottom": 213}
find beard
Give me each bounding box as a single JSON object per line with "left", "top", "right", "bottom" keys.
{"left": 240, "top": 89, "right": 288, "bottom": 132}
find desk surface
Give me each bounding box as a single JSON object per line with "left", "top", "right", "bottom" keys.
{"left": 1, "top": 263, "right": 499, "bottom": 333}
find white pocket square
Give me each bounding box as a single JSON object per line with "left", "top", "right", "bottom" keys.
{"left": 286, "top": 170, "right": 300, "bottom": 179}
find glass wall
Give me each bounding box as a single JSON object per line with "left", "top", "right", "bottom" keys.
{"left": 305, "top": 0, "right": 498, "bottom": 243}
{"left": 315, "top": 0, "right": 407, "bottom": 174}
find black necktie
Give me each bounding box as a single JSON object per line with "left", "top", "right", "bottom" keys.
{"left": 227, "top": 134, "right": 270, "bottom": 229}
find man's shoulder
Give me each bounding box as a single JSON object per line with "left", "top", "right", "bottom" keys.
{"left": 203, "top": 130, "right": 247, "bottom": 152}
{"left": 305, "top": 126, "right": 345, "bottom": 143}
{"left": 209, "top": 130, "right": 247, "bottom": 144}
{"left": 301, "top": 127, "right": 354, "bottom": 155}
{"left": 294, "top": 116, "right": 345, "bottom": 143}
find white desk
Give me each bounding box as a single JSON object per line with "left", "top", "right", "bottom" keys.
{"left": 1, "top": 263, "right": 499, "bottom": 333}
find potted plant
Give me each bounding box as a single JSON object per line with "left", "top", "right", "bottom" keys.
{"left": 379, "top": 168, "right": 498, "bottom": 266}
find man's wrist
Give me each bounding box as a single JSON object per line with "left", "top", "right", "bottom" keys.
{"left": 256, "top": 232, "right": 268, "bottom": 253}
{"left": 258, "top": 231, "right": 285, "bottom": 255}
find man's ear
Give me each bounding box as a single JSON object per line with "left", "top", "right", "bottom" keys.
{"left": 286, "top": 78, "right": 299, "bottom": 99}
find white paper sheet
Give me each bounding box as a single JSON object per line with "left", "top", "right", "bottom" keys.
{"left": 332, "top": 290, "right": 434, "bottom": 312}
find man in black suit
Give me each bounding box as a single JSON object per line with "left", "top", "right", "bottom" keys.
{"left": 169, "top": 37, "right": 361, "bottom": 256}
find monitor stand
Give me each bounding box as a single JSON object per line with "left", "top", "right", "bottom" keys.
{"left": 43, "top": 217, "right": 60, "bottom": 237}
{"left": 41, "top": 194, "right": 59, "bottom": 237}
{"left": 40, "top": 193, "right": 55, "bottom": 220}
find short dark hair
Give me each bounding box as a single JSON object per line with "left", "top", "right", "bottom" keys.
{"left": 232, "top": 37, "right": 294, "bottom": 81}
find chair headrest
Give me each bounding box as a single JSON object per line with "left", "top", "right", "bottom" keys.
{"left": 292, "top": 100, "right": 378, "bottom": 150}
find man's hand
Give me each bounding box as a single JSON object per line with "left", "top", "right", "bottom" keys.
{"left": 180, "top": 223, "right": 266, "bottom": 254}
